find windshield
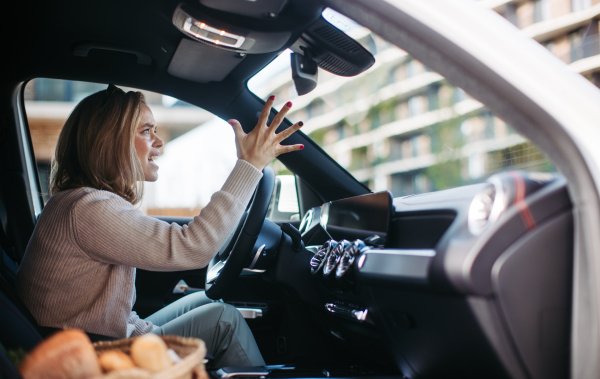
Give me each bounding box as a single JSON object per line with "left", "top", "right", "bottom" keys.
{"left": 248, "top": 9, "right": 555, "bottom": 197}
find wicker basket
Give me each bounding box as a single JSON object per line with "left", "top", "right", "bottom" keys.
{"left": 93, "top": 335, "right": 207, "bottom": 379}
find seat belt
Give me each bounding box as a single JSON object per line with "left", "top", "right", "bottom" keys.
{"left": 0, "top": 222, "right": 18, "bottom": 267}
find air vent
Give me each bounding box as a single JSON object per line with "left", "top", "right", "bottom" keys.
{"left": 312, "top": 25, "right": 359, "bottom": 54}
{"left": 310, "top": 240, "right": 337, "bottom": 275}
{"left": 318, "top": 54, "right": 355, "bottom": 76}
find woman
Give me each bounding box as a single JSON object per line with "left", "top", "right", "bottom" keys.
{"left": 16, "top": 84, "right": 303, "bottom": 367}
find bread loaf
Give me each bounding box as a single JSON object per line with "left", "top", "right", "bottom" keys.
{"left": 98, "top": 350, "right": 136, "bottom": 372}
{"left": 19, "top": 329, "right": 101, "bottom": 379}
{"left": 130, "top": 334, "right": 173, "bottom": 372}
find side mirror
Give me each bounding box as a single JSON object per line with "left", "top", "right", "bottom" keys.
{"left": 291, "top": 52, "right": 318, "bottom": 96}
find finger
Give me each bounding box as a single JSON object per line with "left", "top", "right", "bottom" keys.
{"left": 275, "top": 143, "right": 305, "bottom": 156}
{"left": 227, "top": 119, "right": 246, "bottom": 138}
{"left": 257, "top": 95, "right": 276, "bottom": 127}
{"left": 269, "top": 101, "right": 293, "bottom": 130}
{"left": 275, "top": 121, "right": 303, "bottom": 142}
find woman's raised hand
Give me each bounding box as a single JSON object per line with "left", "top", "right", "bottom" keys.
{"left": 228, "top": 96, "right": 304, "bottom": 171}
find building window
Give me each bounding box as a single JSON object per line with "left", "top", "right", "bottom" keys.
{"left": 570, "top": 23, "right": 600, "bottom": 62}
{"left": 395, "top": 101, "right": 409, "bottom": 120}
{"left": 393, "top": 64, "right": 407, "bottom": 82}
{"left": 452, "top": 87, "right": 467, "bottom": 104}
{"left": 503, "top": 4, "right": 519, "bottom": 27}
{"left": 483, "top": 111, "right": 495, "bottom": 139}
{"left": 408, "top": 95, "right": 426, "bottom": 117}
{"left": 572, "top": 0, "right": 592, "bottom": 12}
{"left": 389, "top": 136, "right": 403, "bottom": 160}
{"left": 426, "top": 84, "right": 440, "bottom": 111}
{"left": 533, "top": 0, "right": 551, "bottom": 23}
{"left": 406, "top": 60, "right": 423, "bottom": 78}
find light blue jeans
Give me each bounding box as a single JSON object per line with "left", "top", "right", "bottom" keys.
{"left": 146, "top": 291, "right": 265, "bottom": 368}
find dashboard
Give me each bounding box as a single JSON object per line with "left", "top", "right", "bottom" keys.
{"left": 282, "top": 171, "right": 573, "bottom": 379}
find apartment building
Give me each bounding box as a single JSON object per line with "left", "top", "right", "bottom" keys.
{"left": 256, "top": 1, "right": 599, "bottom": 196}
{"left": 487, "top": 0, "right": 600, "bottom": 85}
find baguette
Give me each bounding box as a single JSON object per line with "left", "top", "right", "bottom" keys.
{"left": 19, "top": 329, "right": 101, "bottom": 379}
{"left": 98, "top": 350, "right": 136, "bottom": 372}
{"left": 130, "top": 334, "right": 173, "bottom": 373}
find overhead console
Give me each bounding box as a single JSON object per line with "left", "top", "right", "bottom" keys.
{"left": 172, "top": 4, "right": 292, "bottom": 54}
{"left": 168, "top": 1, "right": 375, "bottom": 91}
{"left": 168, "top": 2, "right": 294, "bottom": 83}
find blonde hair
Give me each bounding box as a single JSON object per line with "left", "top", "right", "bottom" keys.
{"left": 49, "top": 85, "right": 146, "bottom": 204}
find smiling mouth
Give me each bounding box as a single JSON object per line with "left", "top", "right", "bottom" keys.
{"left": 148, "top": 155, "right": 159, "bottom": 168}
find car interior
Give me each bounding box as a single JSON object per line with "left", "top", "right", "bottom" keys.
{"left": 0, "top": 1, "right": 576, "bottom": 379}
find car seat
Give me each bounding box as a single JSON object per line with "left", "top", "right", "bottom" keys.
{"left": 0, "top": 197, "right": 116, "bottom": 374}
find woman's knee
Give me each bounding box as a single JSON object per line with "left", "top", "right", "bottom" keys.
{"left": 182, "top": 290, "right": 213, "bottom": 309}
{"left": 210, "top": 303, "right": 245, "bottom": 327}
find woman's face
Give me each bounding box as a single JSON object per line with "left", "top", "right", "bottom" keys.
{"left": 135, "top": 103, "right": 163, "bottom": 182}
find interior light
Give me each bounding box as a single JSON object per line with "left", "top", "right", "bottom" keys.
{"left": 181, "top": 17, "right": 245, "bottom": 49}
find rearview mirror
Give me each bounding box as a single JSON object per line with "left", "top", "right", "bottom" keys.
{"left": 291, "top": 52, "right": 318, "bottom": 96}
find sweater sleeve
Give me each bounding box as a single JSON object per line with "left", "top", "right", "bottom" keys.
{"left": 72, "top": 160, "right": 263, "bottom": 271}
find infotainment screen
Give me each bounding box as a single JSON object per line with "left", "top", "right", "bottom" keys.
{"left": 320, "top": 191, "right": 393, "bottom": 241}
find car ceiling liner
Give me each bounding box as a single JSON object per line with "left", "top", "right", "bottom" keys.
{"left": 168, "top": 1, "right": 375, "bottom": 94}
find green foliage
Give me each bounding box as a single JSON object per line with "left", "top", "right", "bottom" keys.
{"left": 308, "top": 128, "right": 328, "bottom": 146}
{"left": 424, "top": 159, "right": 464, "bottom": 191}
{"left": 430, "top": 117, "right": 465, "bottom": 154}
{"left": 350, "top": 147, "right": 368, "bottom": 170}
{"left": 365, "top": 99, "right": 396, "bottom": 129}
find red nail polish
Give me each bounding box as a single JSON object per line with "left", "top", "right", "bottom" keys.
{"left": 269, "top": 95, "right": 275, "bottom": 100}
{"left": 286, "top": 101, "right": 292, "bottom": 107}
{"left": 300, "top": 145, "right": 304, "bottom": 150}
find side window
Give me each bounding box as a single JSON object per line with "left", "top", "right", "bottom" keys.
{"left": 24, "top": 79, "right": 107, "bottom": 204}
{"left": 24, "top": 79, "right": 237, "bottom": 217}
{"left": 248, "top": 9, "right": 557, "bottom": 198}
{"left": 266, "top": 155, "right": 300, "bottom": 221}
{"left": 266, "top": 174, "right": 300, "bottom": 222}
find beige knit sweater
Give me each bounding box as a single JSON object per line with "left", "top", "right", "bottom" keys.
{"left": 17, "top": 160, "right": 262, "bottom": 338}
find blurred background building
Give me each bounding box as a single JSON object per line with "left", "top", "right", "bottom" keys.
{"left": 24, "top": 0, "right": 600, "bottom": 214}
{"left": 253, "top": 0, "right": 599, "bottom": 195}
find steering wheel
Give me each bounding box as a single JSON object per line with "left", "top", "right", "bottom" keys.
{"left": 205, "top": 166, "right": 275, "bottom": 300}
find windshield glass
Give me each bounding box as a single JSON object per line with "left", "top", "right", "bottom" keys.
{"left": 248, "top": 9, "right": 555, "bottom": 197}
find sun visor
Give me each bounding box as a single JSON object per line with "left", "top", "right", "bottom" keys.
{"left": 167, "top": 38, "right": 246, "bottom": 83}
